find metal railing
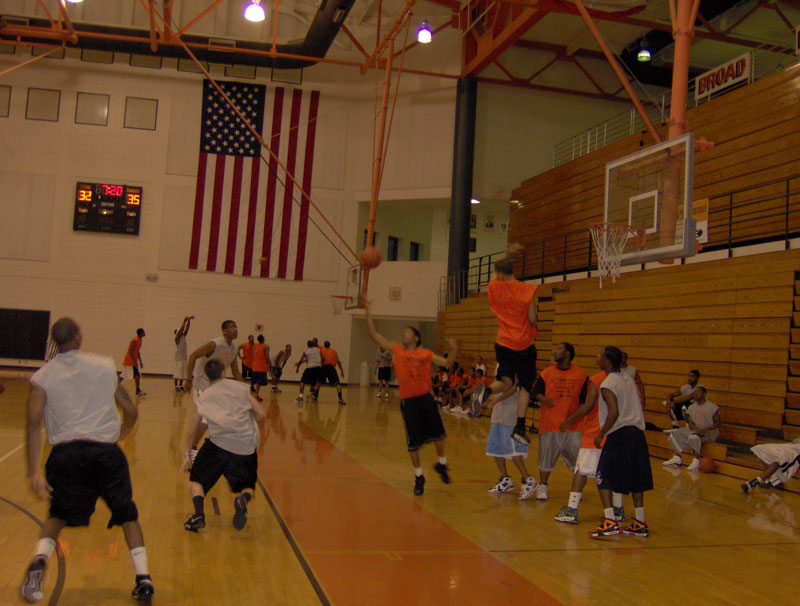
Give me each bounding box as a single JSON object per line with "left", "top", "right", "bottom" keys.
{"left": 552, "top": 50, "right": 799, "bottom": 168}
{"left": 441, "top": 172, "right": 800, "bottom": 309}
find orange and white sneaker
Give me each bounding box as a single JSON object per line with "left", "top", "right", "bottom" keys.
{"left": 588, "top": 518, "right": 620, "bottom": 539}
{"left": 622, "top": 519, "right": 650, "bottom": 537}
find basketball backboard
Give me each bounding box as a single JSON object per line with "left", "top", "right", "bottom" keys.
{"left": 605, "top": 131, "right": 696, "bottom": 265}
{"left": 344, "top": 264, "right": 362, "bottom": 309}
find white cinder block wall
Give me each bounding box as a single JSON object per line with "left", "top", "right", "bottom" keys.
{"left": 0, "top": 51, "right": 624, "bottom": 380}
{"left": 0, "top": 55, "right": 456, "bottom": 380}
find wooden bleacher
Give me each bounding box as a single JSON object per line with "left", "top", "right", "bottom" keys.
{"left": 437, "top": 249, "right": 800, "bottom": 492}
{"left": 507, "top": 65, "right": 800, "bottom": 278}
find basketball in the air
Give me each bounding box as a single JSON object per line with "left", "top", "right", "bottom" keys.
{"left": 361, "top": 246, "right": 382, "bottom": 269}
{"left": 699, "top": 457, "right": 716, "bottom": 473}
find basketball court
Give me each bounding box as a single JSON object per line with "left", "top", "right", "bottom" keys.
{"left": 1, "top": 376, "right": 798, "bottom": 605}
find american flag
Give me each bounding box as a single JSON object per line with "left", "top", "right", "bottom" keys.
{"left": 188, "top": 79, "right": 320, "bottom": 280}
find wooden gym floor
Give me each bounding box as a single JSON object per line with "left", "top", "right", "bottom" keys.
{"left": 1, "top": 376, "right": 799, "bottom": 605}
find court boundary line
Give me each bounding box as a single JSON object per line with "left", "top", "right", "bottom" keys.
{"left": 490, "top": 540, "right": 800, "bottom": 553}
{"left": 256, "top": 477, "right": 331, "bottom": 606}
{"left": 0, "top": 494, "right": 66, "bottom": 605}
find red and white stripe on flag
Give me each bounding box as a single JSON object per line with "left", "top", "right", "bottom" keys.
{"left": 189, "top": 80, "right": 320, "bottom": 280}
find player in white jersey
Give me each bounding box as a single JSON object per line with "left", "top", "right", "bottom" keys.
{"left": 183, "top": 359, "right": 265, "bottom": 532}
{"left": 173, "top": 315, "right": 193, "bottom": 392}
{"left": 21, "top": 318, "right": 154, "bottom": 603}
{"left": 743, "top": 438, "right": 800, "bottom": 493}
{"left": 620, "top": 351, "right": 645, "bottom": 409}
{"left": 183, "top": 320, "right": 242, "bottom": 465}
{"left": 590, "top": 346, "right": 653, "bottom": 539}
{"left": 295, "top": 340, "right": 322, "bottom": 403}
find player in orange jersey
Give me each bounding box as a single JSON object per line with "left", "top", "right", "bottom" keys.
{"left": 486, "top": 243, "right": 538, "bottom": 446}
{"left": 365, "top": 300, "right": 457, "bottom": 496}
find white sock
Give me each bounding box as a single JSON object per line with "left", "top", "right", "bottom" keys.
{"left": 612, "top": 492, "right": 623, "bottom": 508}
{"left": 35, "top": 538, "right": 56, "bottom": 559}
{"left": 603, "top": 507, "right": 614, "bottom": 520}
{"left": 635, "top": 507, "right": 645, "bottom": 523}
{"left": 567, "top": 492, "right": 581, "bottom": 509}
{"left": 414, "top": 467, "right": 423, "bottom": 477}
{"left": 438, "top": 457, "right": 447, "bottom": 465}
{"left": 130, "top": 546, "right": 149, "bottom": 576}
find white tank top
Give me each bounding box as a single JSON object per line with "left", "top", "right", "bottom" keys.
{"left": 175, "top": 335, "right": 187, "bottom": 361}
{"left": 194, "top": 336, "right": 239, "bottom": 390}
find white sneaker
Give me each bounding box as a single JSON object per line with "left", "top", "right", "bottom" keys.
{"left": 687, "top": 458, "right": 700, "bottom": 471}
{"left": 295, "top": 396, "right": 304, "bottom": 403}
{"left": 535, "top": 483, "right": 548, "bottom": 501}
{"left": 518, "top": 476, "right": 537, "bottom": 501}
{"left": 488, "top": 476, "right": 514, "bottom": 494}
{"left": 663, "top": 455, "right": 682, "bottom": 467}
{"left": 376, "top": 393, "right": 382, "bottom": 399}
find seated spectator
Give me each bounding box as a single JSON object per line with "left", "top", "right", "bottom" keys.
{"left": 463, "top": 369, "right": 492, "bottom": 417}
{"left": 662, "top": 386, "right": 720, "bottom": 470}
{"left": 433, "top": 367, "right": 449, "bottom": 403}
{"left": 663, "top": 369, "right": 703, "bottom": 431}
{"left": 742, "top": 438, "right": 800, "bottom": 493}
{"left": 474, "top": 356, "right": 487, "bottom": 376}
{"left": 445, "top": 368, "right": 466, "bottom": 412}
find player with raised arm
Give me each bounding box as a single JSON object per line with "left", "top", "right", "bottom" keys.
{"left": 486, "top": 243, "right": 539, "bottom": 445}
{"left": 173, "top": 316, "right": 194, "bottom": 392}
{"left": 365, "top": 300, "right": 457, "bottom": 495}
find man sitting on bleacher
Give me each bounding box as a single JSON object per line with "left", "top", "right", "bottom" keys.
{"left": 663, "top": 369, "right": 702, "bottom": 431}
{"left": 662, "top": 386, "right": 721, "bottom": 471}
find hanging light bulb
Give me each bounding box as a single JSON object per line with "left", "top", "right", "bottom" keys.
{"left": 417, "top": 20, "right": 432, "bottom": 44}
{"left": 244, "top": 0, "right": 266, "bottom": 22}
{"left": 637, "top": 39, "right": 651, "bottom": 62}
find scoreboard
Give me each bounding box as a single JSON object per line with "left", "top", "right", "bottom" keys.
{"left": 73, "top": 182, "right": 142, "bottom": 235}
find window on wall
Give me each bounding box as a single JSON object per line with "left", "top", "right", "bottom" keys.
{"left": 387, "top": 236, "right": 399, "bottom": 261}
{"left": 0, "top": 85, "right": 10, "bottom": 118}
{"left": 75, "top": 92, "right": 109, "bottom": 126}
{"left": 26, "top": 88, "right": 60, "bottom": 122}
{"left": 124, "top": 97, "right": 158, "bottom": 130}
{"left": 409, "top": 241, "right": 420, "bottom": 261}
{"left": 363, "top": 230, "right": 378, "bottom": 249}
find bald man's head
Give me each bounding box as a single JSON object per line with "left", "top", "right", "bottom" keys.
{"left": 51, "top": 318, "right": 81, "bottom": 351}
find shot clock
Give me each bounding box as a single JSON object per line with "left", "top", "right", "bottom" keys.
{"left": 73, "top": 182, "right": 142, "bottom": 235}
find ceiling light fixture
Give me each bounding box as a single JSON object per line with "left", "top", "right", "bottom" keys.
{"left": 244, "top": 0, "right": 266, "bottom": 22}
{"left": 637, "top": 39, "right": 651, "bottom": 62}
{"left": 471, "top": 198, "right": 480, "bottom": 205}
{"left": 65, "top": 0, "right": 84, "bottom": 3}
{"left": 417, "top": 20, "right": 432, "bottom": 44}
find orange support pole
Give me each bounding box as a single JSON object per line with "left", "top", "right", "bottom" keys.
{"left": 361, "top": 39, "right": 395, "bottom": 304}
{"left": 572, "top": 0, "right": 662, "bottom": 145}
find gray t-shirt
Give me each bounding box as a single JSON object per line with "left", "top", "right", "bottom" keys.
{"left": 31, "top": 350, "right": 121, "bottom": 445}
{"left": 193, "top": 337, "right": 238, "bottom": 391}
{"left": 687, "top": 400, "right": 720, "bottom": 441}
{"left": 305, "top": 347, "right": 322, "bottom": 368}
{"left": 197, "top": 379, "right": 260, "bottom": 455}
{"left": 490, "top": 390, "right": 518, "bottom": 427}
{"left": 598, "top": 371, "right": 645, "bottom": 434}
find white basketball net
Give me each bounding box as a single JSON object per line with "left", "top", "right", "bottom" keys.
{"left": 589, "top": 223, "right": 642, "bottom": 288}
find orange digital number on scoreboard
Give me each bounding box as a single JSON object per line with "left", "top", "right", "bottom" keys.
{"left": 78, "top": 189, "right": 92, "bottom": 202}
{"left": 126, "top": 193, "right": 141, "bottom": 205}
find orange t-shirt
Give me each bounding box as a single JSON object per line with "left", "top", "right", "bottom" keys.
{"left": 251, "top": 345, "right": 269, "bottom": 372}
{"left": 448, "top": 373, "right": 460, "bottom": 387}
{"left": 536, "top": 364, "right": 588, "bottom": 433}
{"left": 241, "top": 342, "right": 254, "bottom": 367}
{"left": 123, "top": 337, "right": 141, "bottom": 367}
{"left": 392, "top": 343, "right": 433, "bottom": 399}
{"left": 488, "top": 279, "right": 538, "bottom": 351}
{"left": 580, "top": 371, "right": 607, "bottom": 449}
{"left": 320, "top": 347, "right": 338, "bottom": 366}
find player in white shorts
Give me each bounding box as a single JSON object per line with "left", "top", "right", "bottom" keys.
{"left": 742, "top": 438, "right": 800, "bottom": 493}
{"left": 484, "top": 383, "right": 537, "bottom": 500}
